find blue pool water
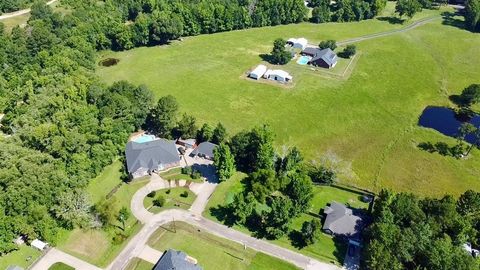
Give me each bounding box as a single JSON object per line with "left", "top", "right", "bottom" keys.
{"left": 134, "top": 134, "right": 156, "bottom": 143}
{"left": 296, "top": 56, "right": 311, "bottom": 65}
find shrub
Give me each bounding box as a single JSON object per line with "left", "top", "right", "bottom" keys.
{"left": 153, "top": 195, "right": 166, "bottom": 207}
{"left": 180, "top": 191, "right": 189, "bottom": 198}
{"left": 165, "top": 189, "right": 171, "bottom": 194}
{"left": 181, "top": 166, "right": 192, "bottom": 175}
{"left": 308, "top": 165, "right": 336, "bottom": 185}
{"left": 434, "top": 142, "right": 450, "bottom": 156}
{"left": 341, "top": 45, "right": 356, "bottom": 58}
{"left": 112, "top": 232, "right": 128, "bottom": 244}
{"left": 319, "top": 40, "right": 337, "bottom": 50}
{"left": 147, "top": 191, "right": 156, "bottom": 198}
{"left": 191, "top": 170, "right": 202, "bottom": 179}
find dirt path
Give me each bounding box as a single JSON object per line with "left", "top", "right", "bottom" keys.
{"left": 0, "top": 0, "right": 58, "bottom": 20}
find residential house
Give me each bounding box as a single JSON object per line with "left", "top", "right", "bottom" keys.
{"left": 154, "top": 249, "right": 202, "bottom": 270}
{"left": 322, "top": 202, "right": 365, "bottom": 240}
{"left": 191, "top": 142, "right": 218, "bottom": 160}
{"left": 126, "top": 139, "right": 180, "bottom": 179}
{"left": 301, "top": 47, "right": 338, "bottom": 68}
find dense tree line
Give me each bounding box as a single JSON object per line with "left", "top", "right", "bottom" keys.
{"left": 0, "top": 0, "right": 36, "bottom": 14}
{"left": 0, "top": 2, "right": 155, "bottom": 253}
{"left": 61, "top": 0, "right": 308, "bottom": 51}
{"left": 466, "top": 0, "right": 480, "bottom": 32}
{"left": 363, "top": 190, "right": 480, "bottom": 270}
{"left": 310, "top": 0, "right": 387, "bottom": 23}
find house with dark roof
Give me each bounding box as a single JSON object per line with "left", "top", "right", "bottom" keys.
{"left": 191, "top": 142, "right": 218, "bottom": 160}
{"left": 125, "top": 139, "right": 181, "bottom": 179}
{"left": 322, "top": 202, "right": 365, "bottom": 240}
{"left": 301, "top": 47, "right": 338, "bottom": 69}
{"left": 154, "top": 249, "right": 202, "bottom": 270}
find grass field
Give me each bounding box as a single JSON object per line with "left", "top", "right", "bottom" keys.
{"left": 49, "top": 262, "right": 75, "bottom": 270}
{"left": 205, "top": 175, "right": 369, "bottom": 264}
{"left": 125, "top": 258, "right": 154, "bottom": 270}
{"left": 97, "top": 6, "right": 480, "bottom": 197}
{"left": 147, "top": 222, "right": 300, "bottom": 270}
{"left": 56, "top": 176, "right": 150, "bottom": 267}
{"left": 0, "top": 245, "right": 41, "bottom": 269}
{"left": 143, "top": 187, "right": 196, "bottom": 213}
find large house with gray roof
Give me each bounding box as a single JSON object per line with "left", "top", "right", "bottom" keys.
{"left": 301, "top": 47, "right": 338, "bottom": 69}
{"left": 322, "top": 202, "right": 365, "bottom": 240}
{"left": 191, "top": 142, "right": 218, "bottom": 160}
{"left": 154, "top": 249, "right": 202, "bottom": 270}
{"left": 125, "top": 139, "right": 180, "bottom": 179}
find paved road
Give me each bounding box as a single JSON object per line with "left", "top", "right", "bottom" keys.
{"left": 31, "top": 248, "right": 102, "bottom": 270}
{"left": 0, "top": 0, "right": 58, "bottom": 20}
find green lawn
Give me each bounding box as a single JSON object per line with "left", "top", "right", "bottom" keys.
{"left": 49, "top": 262, "right": 75, "bottom": 270}
{"left": 147, "top": 222, "right": 299, "bottom": 270}
{"left": 205, "top": 175, "right": 370, "bottom": 264}
{"left": 125, "top": 258, "right": 154, "bottom": 270}
{"left": 56, "top": 175, "right": 150, "bottom": 267}
{"left": 143, "top": 187, "right": 196, "bottom": 214}
{"left": 159, "top": 167, "right": 203, "bottom": 183}
{"left": 0, "top": 245, "right": 41, "bottom": 270}
{"left": 97, "top": 7, "right": 480, "bottom": 197}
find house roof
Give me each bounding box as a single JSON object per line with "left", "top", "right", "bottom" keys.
{"left": 287, "top": 38, "right": 308, "bottom": 48}
{"left": 323, "top": 202, "right": 364, "bottom": 238}
{"left": 126, "top": 139, "right": 180, "bottom": 173}
{"left": 178, "top": 138, "right": 196, "bottom": 145}
{"left": 250, "top": 64, "right": 267, "bottom": 77}
{"left": 301, "top": 47, "right": 319, "bottom": 56}
{"left": 154, "top": 249, "right": 202, "bottom": 270}
{"left": 31, "top": 239, "right": 47, "bottom": 250}
{"left": 192, "top": 142, "right": 218, "bottom": 157}
{"left": 265, "top": 69, "right": 292, "bottom": 80}
{"left": 310, "top": 48, "right": 337, "bottom": 67}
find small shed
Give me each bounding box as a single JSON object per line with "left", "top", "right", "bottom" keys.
{"left": 287, "top": 38, "right": 308, "bottom": 50}
{"left": 264, "top": 69, "right": 292, "bottom": 83}
{"left": 31, "top": 239, "right": 48, "bottom": 251}
{"left": 249, "top": 64, "right": 267, "bottom": 80}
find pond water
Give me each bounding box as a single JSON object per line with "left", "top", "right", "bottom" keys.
{"left": 418, "top": 106, "right": 480, "bottom": 144}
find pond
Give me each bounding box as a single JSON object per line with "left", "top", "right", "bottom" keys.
{"left": 418, "top": 106, "right": 480, "bottom": 144}
{"left": 99, "top": 58, "right": 120, "bottom": 67}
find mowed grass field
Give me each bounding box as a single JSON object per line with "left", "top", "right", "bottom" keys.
{"left": 147, "top": 222, "right": 300, "bottom": 270}
{"left": 97, "top": 8, "right": 480, "bottom": 196}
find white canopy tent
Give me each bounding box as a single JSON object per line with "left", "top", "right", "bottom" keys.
{"left": 31, "top": 239, "right": 48, "bottom": 251}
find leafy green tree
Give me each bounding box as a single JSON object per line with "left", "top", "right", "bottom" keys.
{"left": 52, "top": 190, "right": 92, "bottom": 229}
{"left": 311, "top": 5, "right": 331, "bottom": 23}
{"left": 147, "top": 95, "right": 179, "bottom": 138}
{"left": 301, "top": 219, "right": 322, "bottom": 245}
{"left": 153, "top": 195, "right": 166, "bottom": 207}
{"left": 370, "top": 0, "right": 388, "bottom": 16}
{"left": 457, "top": 190, "right": 480, "bottom": 217}
{"left": 395, "top": 0, "right": 421, "bottom": 18}
{"left": 270, "top": 38, "right": 291, "bottom": 65}
{"left": 319, "top": 40, "right": 337, "bottom": 50}
{"left": 175, "top": 113, "right": 197, "bottom": 139}
{"left": 341, "top": 44, "right": 356, "bottom": 58}
{"left": 132, "top": 13, "right": 152, "bottom": 46}
{"left": 117, "top": 207, "right": 130, "bottom": 231}
{"left": 263, "top": 195, "right": 294, "bottom": 239}
{"left": 307, "top": 164, "right": 336, "bottom": 185}
{"left": 197, "top": 123, "right": 213, "bottom": 142}
{"left": 275, "top": 147, "right": 303, "bottom": 177}
{"left": 230, "top": 125, "right": 275, "bottom": 172}
{"left": 247, "top": 169, "right": 279, "bottom": 202}
{"left": 95, "top": 198, "right": 120, "bottom": 227}
{"left": 231, "top": 192, "right": 257, "bottom": 224}
{"left": 213, "top": 143, "right": 236, "bottom": 181}
{"left": 150, "top": 11, "right": 184, "bottom": 44}
{"left": 465, "top": 0, "right": 480, "bottom": 32}
{"left": 459, "top": 84, "right": 480, "bottom": 106}
{"left": 285, "top": 172, "right": 314, "bottom": 216}
{"left": 212, "top": 122, "right": 227, "bottom": 144}
{"left": 29, "top": 0, "right": 54, "bottom": 22}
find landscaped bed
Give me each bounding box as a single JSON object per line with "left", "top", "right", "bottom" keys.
{"left": 147, "top": 222, "right": 300, "bottom": 270}
{"left": 143, "top": 187, "right": 196, "bottom": 214}
{"left": 160, "top": 167, "right": 204, "bottom": 183}
{"left": 48, "top": 262, "right": 75, "bottom": 270}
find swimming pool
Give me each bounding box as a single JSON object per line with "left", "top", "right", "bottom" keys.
{"left": 133, "top": 134, "right": 156, "bottom": 143}
{"left": 296, "top": 55, "right": 311, "bottom": 65}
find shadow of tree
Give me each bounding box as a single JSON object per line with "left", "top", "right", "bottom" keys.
{"left": 259, "top": 53, "right": 275, "bottom": 64}
{"left": 441, "top": 11, "right": 470, "bottom": 32}
{"left": 209, "top": 205, "right": 236, "bottom": 227}
{"left": 333, "top": 236, "right": 348, "bottom": 264}
{"left": 376, "top": 16, "right": 405, "bottom": 25}
{"left": 289, "top": 230, "right": 306, "bottom": 249}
